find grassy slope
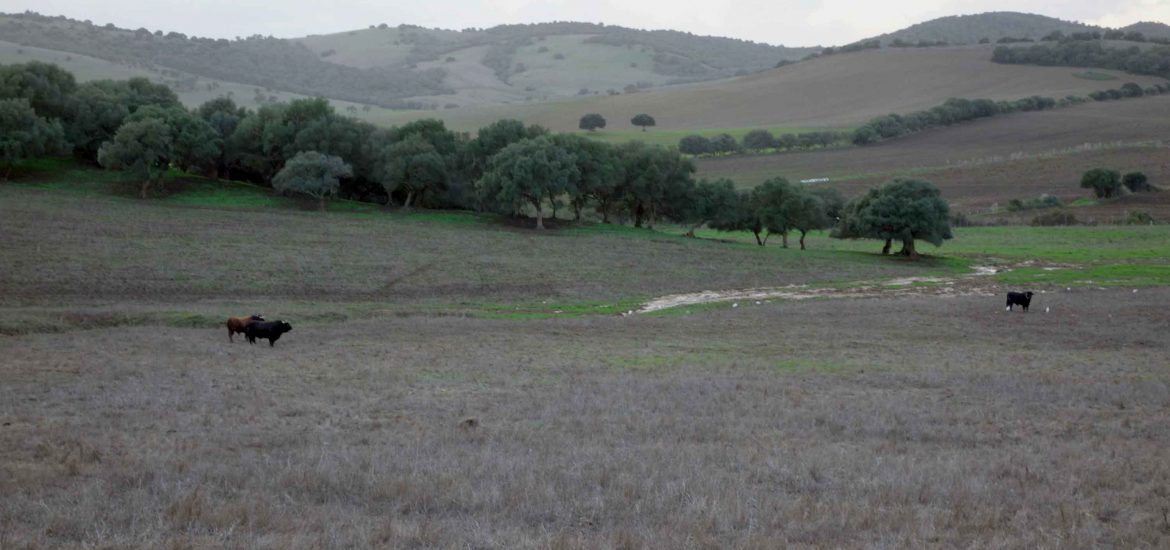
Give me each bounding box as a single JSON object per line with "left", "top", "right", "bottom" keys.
{"left": 368, "top": 45, "right": 1168, "bottom": 133}
{"left": 3, "top": 160, "right": 1169, "bottom": 547}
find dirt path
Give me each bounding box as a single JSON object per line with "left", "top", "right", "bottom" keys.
{"left": 636, "top": 265, "right": 1005, "bottom": 313}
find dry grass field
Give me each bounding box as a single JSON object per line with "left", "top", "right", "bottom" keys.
{"left": 2, "top": 167, "right": 1169, "bottom": 548}
{"left": 697, "top": 95, "right": 1170, "bottom": 220}
{"left": 372, "top": 46, "right": 1169, "bottom": 133}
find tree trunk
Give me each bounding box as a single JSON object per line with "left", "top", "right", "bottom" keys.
{"left": 140, "top": 179, "right": 151, "bottom": 199}
{"left": 881, "top": 238, "right": 892, "bottom": 255}
{"left": 685, "top": 221, "right": 703, "bottom": 238}
{"left": 601, "top": 203, "right": 611, "bottom": 224}
{"left": 754, "top": 231, "right": 764, "bottom": 246}
{"left": 634, "top": 203, "right": 644, "bottom": 228}
{"left": 533, "top": 199, "right": 544, "bottom": 229}
{"left": 781, "top": 232, "right": 789, "bottom": 249}
{"left": 403, "top": 190, "right": 414, "bottom": 210}
{"left": 799, "top": 230, "right": 807, "bottom": 250}
{"left": 319, "top": 197, "right": 326, "bottom": 211}
{"left": 899, "top": 238, "right": 919, "bottom": 259}
{"left": 551, "top": 197, "right": 559, "bottom": 220}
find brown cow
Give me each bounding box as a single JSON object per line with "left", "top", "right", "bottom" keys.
{"left": 226, "top": 314, "right": 264, "bottom": 342}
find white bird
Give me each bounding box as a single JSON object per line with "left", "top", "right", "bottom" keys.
{"left": 1045, "top": 307, "right": 1050, "bottom": 313}
{"left": 755, "top": 301, "right": 761, "bottom": 305}
{"left": 732, "top": 303, "right": 739, "bottom": 308}
{"left": 1133, "top": 289, "right": 1138, "bottom": 293}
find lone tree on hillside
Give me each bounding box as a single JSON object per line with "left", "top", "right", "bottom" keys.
{"left": 1122, "top": 171, "right": 1153, "bottom": 193}
{"left": 579, "top": 113, "right": 606, "bottom": 132}
{"left": 97, "top": 117, "right": 173, "bottom": 198}
{"left": 0, "top": 98, "right": 66, "bottom": 179}
{"left": 271, "top": 151, "right": 352, "bottom": 210}
{"left": 831, "top": 179, "right": 953, "bottom": 259}
{"left": 631, "top": 113, "right": 656, "bottom": 131}
{"left": 1081, "top": 168, "right": 1123, "bottom": 198}
{"left": 478, "top": 136, "right": 580, "bottom": 229}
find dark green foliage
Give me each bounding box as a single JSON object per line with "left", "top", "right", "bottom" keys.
{"left": 271, "top": 151, "right": 353, "bottom": 210}
{"left": 63, "top": 78, "right": 180, "bottom": 159}
{"left": 681, "top": 178, "right": 743, "bottom": 236}
{"left": 0, "top": 98, "right": 67, "bottom": 176}
{"left": 1120, "top": 82, "right": 1145, "bottom": 97}
{"left": 96, "top": 117, "right": 172, "bottom": 198}
{"left": 374, "top": 134, "right": 448, "bottom": 209}
{"left": 742, "top": 129, "right": 776, "bottom": 151}
{"left": 0, "top": 61, "right": 77, "bottom": 120}
{"left": 579, "top": 113, "right": 607, "bottom": 132}
{"left": 478, "top": 136, "right": 579, "bottom": 229}
{"left": 708, "top": 133, "right": 740, "bottom": 155}
{"left": 1122, "top": 172, "right": 1153, "bottom": 193}
{"left": 617, "top": 141, "right": 696, "bottom": 228}
{"left": 832, "top": 179, "right": 952, "bottom": 258}
{"left": 549, "top": 134, "right": 625, "bottom": 222}
{"left": 992, "top": 41, "right": 1170, "bottom": 79}
{"left": 630, "top": 113, "right": 656, "bottom": 131}
{"left": 876, "top": 12, "right": 1097, "bottom": 46}
{"left": 1080, "top": 168, "right": 1123, "bottom": 198}
{"left": 1006, "top": 194, "right": 1062, "bottom": 212}
{"left": 807, "top": 187, "right": 846, "bottom": 221}
{"left": 466, "top": 119, "right": 547, "bottom": 180}
{"left": 852, "top": 96, "right": 1056, "bottom": 145}
{"left": 1124, "top": 210, "right": 1156, "bottom": 225}
{"left": 677, "top": 135, "right": 711, "bottom": 155}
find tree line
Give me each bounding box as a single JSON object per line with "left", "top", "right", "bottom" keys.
{"left": 678, "top": 130, "right": 849, "bottom": 156}
{"left": 2, "top": 61, "right": 954, "bottom": 256}
{"left": 992, "top": 41, "right": 1170, "bottom": 80}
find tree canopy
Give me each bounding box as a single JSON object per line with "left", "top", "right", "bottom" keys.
{"left": 478, "top": 136, "right": 580, "bottom": 229}
{"left": 271, "top": 151, "right": 353, "bottom": 210}
{"left": 0, "top": 98, "right": 66, "bottom": 178}
{"left": 1080, "top": 168, "right": 1123, "bottom": 198}
{"left": 97, "top": 117, "right": 173, "bottom": 198}
{"left": 832, "top": 179, "right": 952, "bottom": 258}
{"left": 579, "top": 113, "right": 606, "bottom": 132}
{"left": 631, "top": 113, "right": 656, "bottom": 131}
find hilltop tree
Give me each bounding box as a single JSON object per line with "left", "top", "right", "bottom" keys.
{"left": 631, "top": 113, "right": 656, "bottom": 131}
{"left": 0, "top": 98, "right": 66, "bottom": 179}
{"left": 478, "top": 136, "right": 579, "bottom": 229}
{"left": 1080, "top": 168, "right": 1123, "bottom": 198}
{"left": 97, "top": 117, "right": 173, "bottom": 198}
{"left": 375, "top": 134, "right": 448, "bottom": 209}
{"left": 832, "top": 179, "right": 952, "bottom": 258}
{"left": 579, "top": 113, "right": 607, "bottom": 132}
{"left": 271, "top": 151, "right": 352, "bottom": 210}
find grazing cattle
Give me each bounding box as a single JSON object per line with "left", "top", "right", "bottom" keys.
{"left": 225, "top": 314, "right": 264, "bottom": 342}
{"left": 1006, "top": 291, "right": 1034, "bottom": 312}
{"left": 244, "top": 320, "right": 293, "bottom": 347}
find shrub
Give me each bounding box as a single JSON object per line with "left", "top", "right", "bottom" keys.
{"left": 1080, "top": 168, "right": 1122, "bottom": 198}
{"left": 1007, "top": 194, "right": 1062, "bottom": 211}
{"left": 1122, "top": 172, "right": 1153, "bottom": 192}
{"left": 1124, "top": 210, "right": 1156, "bottom": 225}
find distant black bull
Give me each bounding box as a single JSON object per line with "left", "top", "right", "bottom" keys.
{"left": 1006, "top": 291, "right": 1034, "bottom": 312}
{"left": 244, "top": 320, "right": 293, "bottom": 346}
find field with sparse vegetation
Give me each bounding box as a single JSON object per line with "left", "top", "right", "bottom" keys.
{"left": 2, "top": 161, "right": 1169, "bottom": 548}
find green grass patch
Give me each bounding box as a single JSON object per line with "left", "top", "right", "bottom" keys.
{"left": 996, "top": 264, "right": 1170, "bottom": 287}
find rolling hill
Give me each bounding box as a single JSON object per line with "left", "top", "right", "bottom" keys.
{"left": 368, "top": 45, "right": 1169, "bottom": 133}
{"left": 870, "top": 12, "right": 1096, "bottom": 45}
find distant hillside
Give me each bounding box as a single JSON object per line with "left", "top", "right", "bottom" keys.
{"left": 0, "top": 12, "right": 451, "bottom": 108}
{"left": 1123, "top": 22, "right": 1170, "bottom": 39}
{"left": 370, "top": 46, "right": 1167, "bottom": 133}
{"left": 295, "top": 22, "right": 816, "bottom": 107}
{"left": 872, "top": 12, "right": 1096, "bottom": 45}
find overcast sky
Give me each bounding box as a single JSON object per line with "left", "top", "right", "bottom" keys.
{"left": 6, "top": 0, "right": 1169, "bottom": 46}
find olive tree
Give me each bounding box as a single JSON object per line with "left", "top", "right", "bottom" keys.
{"left": 478, "top": 136, "right": 579, "bottom": 229}
{"left": 271, "top": 150, "right": 352, "bottom": 210}
{"left": 0, "top": 98, "right": 66, "bottom": 178}
{"left": 375, "top": 134, "right": 448, "bottom": 209}
{"left": 97, "top": 118, "right": 173, "bottom": 198}
{"left": 1080, "top": 168, "right": 1123, "bottom": 198}
{"left": 631, "top": 113, "right": 656, "bottom": 131}
{"left": 832, "top": 179, "right": 952, "bottom": 258}
{"left": 579, "top": 113, "right": 607, "bottom": 132}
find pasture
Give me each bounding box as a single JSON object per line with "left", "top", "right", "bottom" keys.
{"left": 2, "top": 164, "right": 1169, "bottom": 548}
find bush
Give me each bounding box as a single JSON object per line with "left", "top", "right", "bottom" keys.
{"left": 1122, "top": 172, "right": 1153, "bottom": 192}
{"left": 1080, "top": 168, "right": 1122, "bottom": 198}
{"left": 1006, "top": 194, "right": 1062, "bottom": 211}
{"left": 1031, "top": 210, "right": 1078, "bottom": 226}
{"left": 1124, "top": 210, "right": 1156, "bottom": 225}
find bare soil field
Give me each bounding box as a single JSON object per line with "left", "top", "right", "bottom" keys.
{"left": 697, "top": 95, "right": 1170, "bottom": 219}
{"left": 374, "top": 46, "right": 1168, "bottom": 132}
{"left": 2, "top": 289, "right": 1168, "bottom": 548}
